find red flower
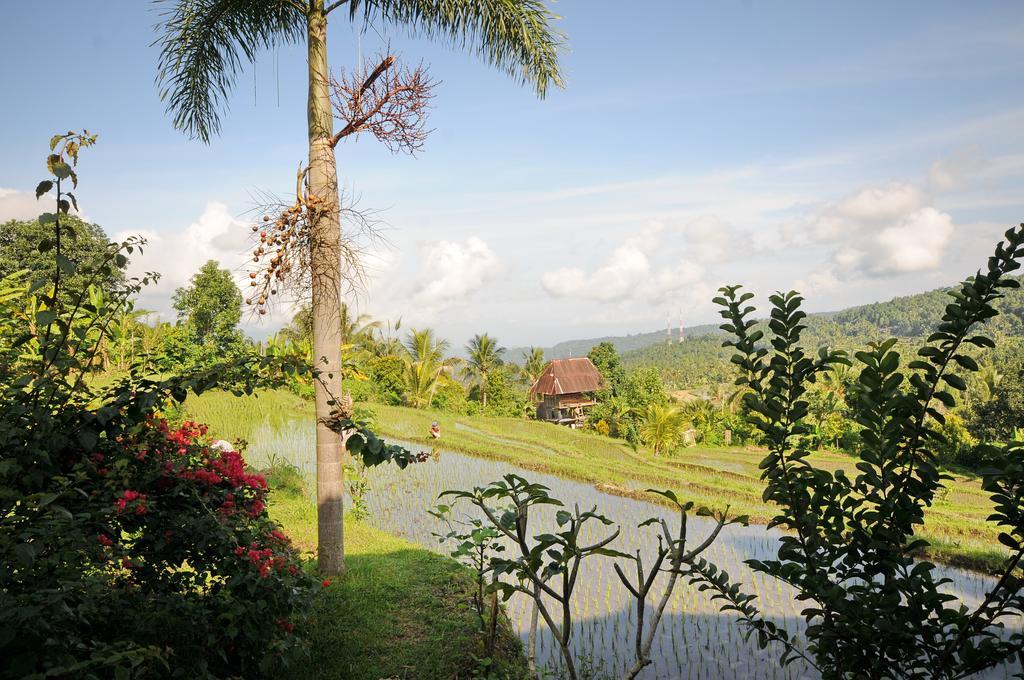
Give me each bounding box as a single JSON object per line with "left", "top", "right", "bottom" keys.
{"left": 247, "top": 499, "right": 266, "bottom": 518}
{"left": 322, "top": 579, "right": 331, "bottom": 588}
{"left": 115, "top": 489, "right": 147, "bottom": 514}
{"left": 97, "top": 534, "right": 113, "bottom": 547}
{"left": 234, "top": 546, "right": 245, "bottom": 556}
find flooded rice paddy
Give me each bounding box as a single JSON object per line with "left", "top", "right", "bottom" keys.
{"left": 244, "top": 419, "right": 1020, "bottom": 679}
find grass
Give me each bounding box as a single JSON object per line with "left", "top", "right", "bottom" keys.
{"left": 185, "top": 389, "right": 1009, "bottom": 572}
{"left": 258, "top": 440, "right": 527, "bottom": 679}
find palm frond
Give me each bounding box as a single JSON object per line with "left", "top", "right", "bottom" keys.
{"left": 348, "top": 0, "right": 565, "bottom": 98}
{"left": 154, "top": 0, "right": 305, "bottom": 142}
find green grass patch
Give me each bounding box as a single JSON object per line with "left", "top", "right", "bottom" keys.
{"left": 266, "top": 466, "right": 527, "bottom": 680}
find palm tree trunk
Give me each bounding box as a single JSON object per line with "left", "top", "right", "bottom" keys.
{"left": 307, "top": 0, "right": 345, "bottom": 575}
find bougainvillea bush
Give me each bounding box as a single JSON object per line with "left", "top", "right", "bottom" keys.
{"left": 0, "top": 255, "right": 319, "bottom": 677}
{"left": 0, "top": 405, "right": 319, "bottom": 678}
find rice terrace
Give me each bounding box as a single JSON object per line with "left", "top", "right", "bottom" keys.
{"left": 3, "top": 2, "right": 1024, "bottom": 680}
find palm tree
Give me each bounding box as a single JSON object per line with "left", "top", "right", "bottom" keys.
{"left": 603, "top": 396, "right": 636, "bottom": 439}
{"left": 340, "top": 302, "right": 380, "bottom": 348}
{"left": 463, "top": 333, "right": 505, "bottom": 407}
{"left": 521, "top": 346, "right": 546, "bottom": 386}
{"left": 155, "top": 0, "right": 564, "bottom": 573}
{"left": 638, "top": 403, "right": 685, "bottom": 456}
{"left": 679, "top": 399, "right": 724, "bottom": 445}
{"left": 403, "top": 328, "right": 457, "bottom": 408}
{"left": 978, "top": 363, "right": 1005, "bottom": 403}
{"left": 368, "top": 317, "right": 403, "bottom": 358}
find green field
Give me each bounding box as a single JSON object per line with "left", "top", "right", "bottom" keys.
{"left": 185, "top": 389, "right": 1009, "bottom": 572}
{"left": 266, "top": 462, "right": 526, "bottom": 679}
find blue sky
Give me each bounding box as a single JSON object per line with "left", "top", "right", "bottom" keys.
{"left": 2, "top": 1, "right": 1024, "bottom": 347}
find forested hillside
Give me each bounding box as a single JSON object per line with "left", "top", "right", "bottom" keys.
{"left": 620, "top": 278, "right": 1024, "bottom": 390}
{"left": 507, "top": 322, "right": 721, "bottom": 363}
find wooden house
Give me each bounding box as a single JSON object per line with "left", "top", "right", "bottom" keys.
{"left": 529, "top": 358, "right": 603, "bottom": 427}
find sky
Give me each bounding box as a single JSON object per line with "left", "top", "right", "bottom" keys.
{"left": 2, "top": 1, "right": 1024, "bottom": 349}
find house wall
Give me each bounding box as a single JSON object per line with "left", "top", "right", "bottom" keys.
{"left": 535, "top": 392, "right": 595, "bottom": 425}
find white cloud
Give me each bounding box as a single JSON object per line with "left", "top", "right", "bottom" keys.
{"left": 928, "top": 146, "right": 987, "bottom": 192}
{"left": 785, "top": 180, "right": 957, "bottom": 289}
{"left": 115, "top": 201, "right": 252, "bottom": 322}
{"left": 542, "top": 231, "right": 704, "bottom": 303}
{"left": 411, "top": 237, "right": 501, "bottom": 316}
{"left": 684, "top": 215, "right": 734, "bottom": 263}
{"left": 872, "top": 207, "right": 955, "bottom": 274}
{"left": 794, "top": 269, "right": 841, "bottom": 294}
{"left": 0, "top": 188, "right": 46, "bottom": 222}
{"left": 834, "top": 183, "right": 925, "bottom": 223}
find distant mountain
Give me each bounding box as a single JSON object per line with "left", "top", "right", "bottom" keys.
{"left": 506, "top": 322, "right": 721, "bottom": 364}
{"left": 509, "top": 277, "right": 1024, "bottom": 390}
{"left": 622, "top": 278, "right": 1024, "bottom": 389}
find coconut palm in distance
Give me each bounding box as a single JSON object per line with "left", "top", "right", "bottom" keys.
{"left": 521, "top": 346, "right": 546, "bottom": 385}
{"left": 403, "top": 327, "right": 457, "bottom": 409}
{"left": 639, "top": 403, "right": 686, "bottom": 456}
{"left": 463, "top": 333, "right": 505, "bottom": 407}
{"left": 154, "top": 0, "right": 564, "bottom": 574}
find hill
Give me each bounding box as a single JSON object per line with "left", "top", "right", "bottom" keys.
{"left": 506, "top": 321, "right": 721, "bottom": 363}
{"left": 623, "top": 278, "right": 1024, "bottom": 389}
{"left": 511, "top": 277, "right": 1024, "bottom": 390}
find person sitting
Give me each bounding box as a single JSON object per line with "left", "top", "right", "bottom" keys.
{"left": 430, "top": 421, "right": 441, "bottom": 439}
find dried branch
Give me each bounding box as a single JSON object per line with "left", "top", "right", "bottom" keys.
{"left": 329, "top": 53, "right": 436, "bottom": 154}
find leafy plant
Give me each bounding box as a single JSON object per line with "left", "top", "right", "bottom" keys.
{"left": 440, "top": 475, "right": 743, "bottom": 680}
{"left": 637, "top": 402, "right": 686, "bottom": 455}
{"left": 430, "top": 504, "right": 507, "bottom": 655}
{"left": 697, "top": 224, "right": 1024, "bottom": 678}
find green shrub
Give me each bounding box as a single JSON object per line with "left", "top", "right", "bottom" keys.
{"left": 367, "top": 354, "right": 405, "bottom": 405}
{"left": 432, "top": 376, "right": 468, "bottom": 414}
{"left": 343, "top": 376, "right": 377, "bottom": 403}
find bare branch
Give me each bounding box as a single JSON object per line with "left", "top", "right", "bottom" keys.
{"left": 324, "top": 0, "right": 350, "bottom": 14}
{"left": 329, "top": 53, "right": 436, "bottom": 154}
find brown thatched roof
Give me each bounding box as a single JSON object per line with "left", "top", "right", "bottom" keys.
{"left": 529, "top": 358, "right": 603, "bottom": 396}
